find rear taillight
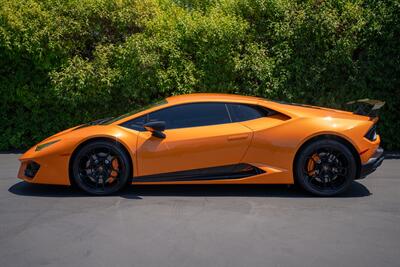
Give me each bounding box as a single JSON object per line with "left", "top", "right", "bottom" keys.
{"left": 365, "top": 125, "right": 377, "bottom": 141}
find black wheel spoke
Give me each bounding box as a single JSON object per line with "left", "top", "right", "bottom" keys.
{"left": 75, "top": 144, "right": 125, "bottom": 194}
{"left": 303, "top": 146, "right": 349, "bottom": 192}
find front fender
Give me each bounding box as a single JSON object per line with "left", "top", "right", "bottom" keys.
{"left": 18, "top": 125, "right": 139, "bottom": 185}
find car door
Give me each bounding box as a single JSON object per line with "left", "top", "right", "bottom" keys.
{"left": 134, "top": 102, "right": 253, "bottom": 177}
{"left": 227, "top": 102, "right": 293, "bottom": 172}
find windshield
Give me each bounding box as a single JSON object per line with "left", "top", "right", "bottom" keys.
{"left": 100, "top": 99, "right": 168, "bottom": 124}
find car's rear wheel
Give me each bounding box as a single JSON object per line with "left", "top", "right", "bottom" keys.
{"left": 72, "top": 141, "right": 131, "bottom": 195}
{"left": 295, "top": 139, "right": 356, "bottom": 196}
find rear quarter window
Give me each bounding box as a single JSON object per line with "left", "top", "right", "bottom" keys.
{"left": 227, "top": 104, "right": 271, "bottom": 122}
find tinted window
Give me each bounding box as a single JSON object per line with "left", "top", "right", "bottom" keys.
{"left": 104, "top": 99, "right": 167, "bottom": 124}
{"left": 228, "top": 104, "right": 269, "bottom": 122}
{"left": 148, "top": 103, "right": 230, "bottom": 129}
{"left": 121, "top": 115, "right": 146, "bottom": 131}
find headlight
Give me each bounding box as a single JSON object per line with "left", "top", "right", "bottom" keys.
{"left": 35, "top": 139, "right": 61, "bottom": 151}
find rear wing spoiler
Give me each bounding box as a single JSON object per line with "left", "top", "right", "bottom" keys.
{"left": 346, "top": 99, "right": 385, "bottom": 118}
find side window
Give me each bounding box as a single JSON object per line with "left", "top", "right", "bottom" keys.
{"left": 227, "top": 104, "right": 269, "bottom": 122}
{"left": 121, "top": 115, "right": 147, "bottom": 131}
{"left": 148, "top": 103, "right": 231, "bottom": 129}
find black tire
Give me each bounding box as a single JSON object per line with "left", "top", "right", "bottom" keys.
{"left": 72, "top": 140, "right": 131, "bottom": 195}
{"left": 294, "top": 139, "right": 356, "bottom": 196}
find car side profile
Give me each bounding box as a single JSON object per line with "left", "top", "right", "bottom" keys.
{"left": 18, "top": 94, "right": 384, "bottom": 196}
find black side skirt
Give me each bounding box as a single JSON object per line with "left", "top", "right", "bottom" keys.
{"left": 134, "top": 163, "right": 265, "bottom": 182}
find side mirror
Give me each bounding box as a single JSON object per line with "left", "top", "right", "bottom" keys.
{"left": 143, "top": 121, "right": 166, "bottom": 139}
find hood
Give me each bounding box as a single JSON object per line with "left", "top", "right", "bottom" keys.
{"left": 40, "top": 125, "right": 81, "bottom": 143}
{"left": 41, "top": 117, "right": 115, "bottom": 143}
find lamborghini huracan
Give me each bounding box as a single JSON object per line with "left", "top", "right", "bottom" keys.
{"left": 18, "top": 94, "right": 385, "bottom": 196}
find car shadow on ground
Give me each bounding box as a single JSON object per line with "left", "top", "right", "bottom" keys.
{"left": 8, "top": 181, "right": 371, "bottom": 199}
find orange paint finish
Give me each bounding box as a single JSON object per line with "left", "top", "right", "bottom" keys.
{"left": 135, "top": 122, "right": 253, "bottom": 176}
{"left": 18, "top": 125, "right": 138, "bottom": 185}
{"left": 18, "top": 93, "right": 381, "bottom": 186}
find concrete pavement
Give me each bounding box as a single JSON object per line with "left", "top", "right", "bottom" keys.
{"left": 0, "top": 154, "right": 399, "bottom": 267}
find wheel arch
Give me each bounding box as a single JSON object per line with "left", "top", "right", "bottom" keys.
{"left": 68, "top": 137, "right": 134, "bottom": 185}
{"left": 293, "top": 134, "right": 361, "bottom": 181}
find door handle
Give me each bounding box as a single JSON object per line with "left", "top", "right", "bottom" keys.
{"left": 227, "top": 134, "right": 249, "bottom": 141}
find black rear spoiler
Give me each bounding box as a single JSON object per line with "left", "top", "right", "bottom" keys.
{"left": 346, "top": 99, "right": 385, "bottom": 118}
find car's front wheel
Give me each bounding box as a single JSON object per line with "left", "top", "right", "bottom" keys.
{"left": 295, "top": 139, "right": 357, "bottom": 196}
{"left": 72, "top": 140, "right": 131, "bottom": 195}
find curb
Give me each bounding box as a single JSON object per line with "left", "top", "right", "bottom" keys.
{"left": 384, "top": 151, "right": 400, "bottom": 159}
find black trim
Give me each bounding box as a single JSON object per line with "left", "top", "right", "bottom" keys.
{"left": 358, "top": 147, "right": 384, "bottom": 179}
{"left": 364, "top": 124, "right": 377, "bottom": 141}
{"left": 134, "top": 163, "right": 265, "bottom": 182}
{"left": 25, "top": 161, "right": 40, "bottom": 178}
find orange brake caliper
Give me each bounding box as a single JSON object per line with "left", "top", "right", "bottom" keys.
{"left": 307, "top": 154, "right": 320, "bottom": 176}
{"left": 106, "top": 158, "right": 119, "bottom": 184}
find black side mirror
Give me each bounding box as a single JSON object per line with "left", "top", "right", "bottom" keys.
{"left": 144, "top": 121, "right": 166, "bottom": 139}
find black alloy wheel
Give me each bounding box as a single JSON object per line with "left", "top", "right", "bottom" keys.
{"left": 72, "top": 141, "right": 131, "bottom": 195}
{"left": 295, "top": 139, "right": 356, "bottom": 196}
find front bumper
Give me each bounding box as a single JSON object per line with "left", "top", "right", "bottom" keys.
{"left": 18, "top": 145, "right": 72, "bottom": 185}
{"left": 359, "top": 147, "right": 384, "bottom": 179}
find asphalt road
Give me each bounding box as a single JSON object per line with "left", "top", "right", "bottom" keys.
{"left": 0, "top": 154, "right": 399, "bottom": 267}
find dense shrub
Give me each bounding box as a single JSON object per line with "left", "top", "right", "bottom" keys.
{"left": 0, "top": 0, "right": 399, "bottom": 150}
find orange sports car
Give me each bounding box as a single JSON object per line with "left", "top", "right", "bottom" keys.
{"left": 18, "top": 94, "right": 385, "bottom": 196}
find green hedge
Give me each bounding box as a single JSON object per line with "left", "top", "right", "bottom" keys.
{"left": 1, "top": 0, "right": 399, "bottom": 150}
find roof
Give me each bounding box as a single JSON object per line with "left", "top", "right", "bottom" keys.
{"left": 166, "top": 93, "right": 262, "bottom": 103}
